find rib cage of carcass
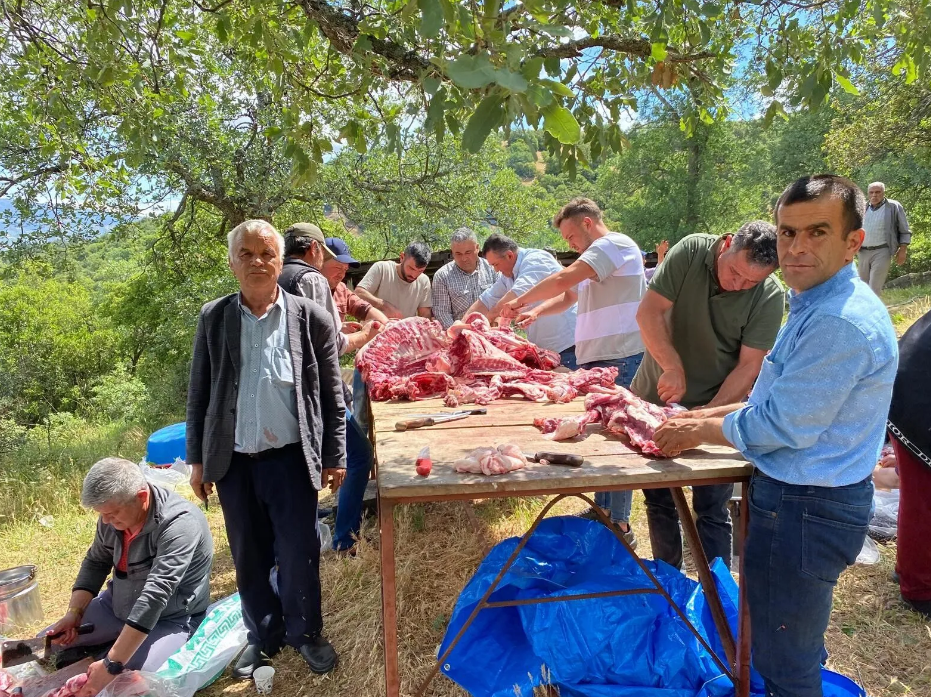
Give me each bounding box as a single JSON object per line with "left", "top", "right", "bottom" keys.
{"left": 355, "top": 313, "right": 620, "bottom": 406}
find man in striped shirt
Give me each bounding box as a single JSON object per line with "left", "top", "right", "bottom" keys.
{"left": 503, "top": 198, "right": 646, "bottom": 545}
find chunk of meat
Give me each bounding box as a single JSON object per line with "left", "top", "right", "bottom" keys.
{"left": 43, "top": 673, "right": 88, "bottom": 697}
{"left": 454, "top": 444, "right": 528, "bottom": 475}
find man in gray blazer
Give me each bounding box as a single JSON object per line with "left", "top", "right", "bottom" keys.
{"left": 185, "top": 219, "right": 346, "bottom": 679}
{"left": 858, "top": 181, "right": 911, "bottom": 294}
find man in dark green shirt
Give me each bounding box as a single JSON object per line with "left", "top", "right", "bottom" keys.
{"left": 631, "top": 221, "right": 784, "bottom": 570}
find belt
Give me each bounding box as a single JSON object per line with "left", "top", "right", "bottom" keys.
{"left": 235, "top": 442, "right": 302, "bottom": 460}
{"left": 860, "top": 245, "right": 888, "bottom": 251}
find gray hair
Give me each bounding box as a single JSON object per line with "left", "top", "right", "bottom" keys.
{"left": 81, "top": 457, "right": 148, "bottom": 508}
{"left": 867, "top": 181, "right": 886, "bottom": 192}
{"left": 730, "top": 221, "right": 778, "bottom": 268}
{"left": 227, "top": 220, "right": 284, "bottom": 261}
{"left": 450, "top": 227, "right": 478, "bottom": 245}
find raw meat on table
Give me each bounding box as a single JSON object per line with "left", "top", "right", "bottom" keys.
{"left": 454, "top": 444, "right": 528, "bottom": 475}
{"left": 42, "top": 673, "right": 87, "bottom": 697}
{"left": 356, "top": 314, "right": 619, "bottom": 406}
{"left": 534, "top": 387, "right": 686, "bottom": 457}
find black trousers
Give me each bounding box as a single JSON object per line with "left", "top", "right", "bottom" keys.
{"left": 216, "top": 444, "right": 321, "bottom": 650}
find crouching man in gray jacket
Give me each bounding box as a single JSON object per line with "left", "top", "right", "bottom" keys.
{"left": 43, "top": 457, "right": 213, "bottom": 696}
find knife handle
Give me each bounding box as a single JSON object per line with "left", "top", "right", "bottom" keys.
{"left": 395, "top": 417, "right": 435, "bottom": 431}
{"left": 535, "top": 452, "right": 584, "bottom": 467}
{"left": 76, "top": 623, "right": 95, "bottom": 635}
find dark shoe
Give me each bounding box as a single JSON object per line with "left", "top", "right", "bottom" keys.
{"left": 613, "top": 525, "right": 638, "bottom": 552}
{"left": 578, "top": 506, "right": 608, "bottom": 521}
{"left": 902, "top": 595, "right": 931, "bottom": 619}
{"left": 298, "top": 635, "right": 338, "bottom": 674}
{"left": 891, "top": 569, "right": 901, "bottom": 585}
{"left": 232, "top": 644, "right": 271, "bottom": 680}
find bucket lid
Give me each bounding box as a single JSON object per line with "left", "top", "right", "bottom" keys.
{"left": 0, "top": 565, "right": 37, "bottom": 591}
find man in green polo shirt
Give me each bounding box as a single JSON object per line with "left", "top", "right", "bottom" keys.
{"left": 631, "top": 221, "right": 784, "bottom": 570}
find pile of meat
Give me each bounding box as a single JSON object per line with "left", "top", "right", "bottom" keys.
{"left": 34, "top": 673, "right": 87, "bottom": 697}
{"left": 534, "top": 387, "right": 686, "bottom": 457}
{"left": 356, "top": 313, "right": 619, "bottom": 406}
{"left": 454, "top": 444, "right": 527, "bottom": 475}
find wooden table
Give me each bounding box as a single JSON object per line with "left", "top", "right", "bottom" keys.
{"left": 373, "top": 396, "right": 754, "bottom": 697}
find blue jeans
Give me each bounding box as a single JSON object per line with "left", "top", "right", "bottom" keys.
{"left": 582, "top": 353, "right": 644, "bottom": 524}
{"left": 351, "top": 368, "right": 370, "bottom": 435}
{"left": 333, "top": 413, "right": 374, "bottom": 550}
{"left": 643, "top": 483, "right": 734, "bottom": 570}
{"left": 559, "top": 346, "right": 578, "bottom": 370}
{"left": 745, "top": 471, "right": 872, "bottom": 697}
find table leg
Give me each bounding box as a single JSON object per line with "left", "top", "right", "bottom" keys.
{"left": 736, "top": 484, "right": 751, "bottom": 697}
{"left": 380, "top": 499, "right": 399, "bottom": 697}
{"left": 670, "top": 487, "right": 737, "bottom": 670}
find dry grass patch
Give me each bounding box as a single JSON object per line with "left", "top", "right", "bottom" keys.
{"left": 3, "top": 491, "right": 929, "bottom": 697}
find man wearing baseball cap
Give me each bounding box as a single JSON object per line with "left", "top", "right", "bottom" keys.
{"left": 321, "top": 237, "right": 389, "bottom": 333}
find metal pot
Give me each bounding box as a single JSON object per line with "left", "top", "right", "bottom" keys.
{"left": 0, "top": 565, "right": 43, "bottom": 633}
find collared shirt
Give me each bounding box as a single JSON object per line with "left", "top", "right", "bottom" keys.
{"left": 332, "top": 281, "right": 372, "bottom": 322}
{"left": 862, "top": 200, "right": 888, "bottom": 247}
{"left": 431, "top": 258, "right": 498, "bottom": 329}
{"left": 631, "top": 234, "right": 784, "bottom": 408}
{"left": 234, "top": 291, "right": 301, "bottom": 453}
{"left": 574, "top": 232, "right": 646, "bottom": 364}
{"left": 479, "top": 248, "right": 577, "bottom": 353}
{"left": 723, "top": 264, "right": 898, "bottom": 487}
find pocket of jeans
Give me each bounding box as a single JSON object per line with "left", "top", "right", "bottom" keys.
{"left": 801, "top": 513, "right": 868, "bottom": 584}
{"left": 748, "top": 475, "right": 779, "bottom": 523}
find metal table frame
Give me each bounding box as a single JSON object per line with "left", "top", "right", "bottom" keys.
{"left": 378, "top": 476, "right": 752, "bottom": 697}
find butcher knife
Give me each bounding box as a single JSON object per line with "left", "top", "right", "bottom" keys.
{"left": 0, "top": 624, "right": 95, "bottom": 668}
{"left": 394, "top": 408, "right": 487, "bottom": 431}
{"left": 524, "top": 452, "right": 584, "bottom": 467}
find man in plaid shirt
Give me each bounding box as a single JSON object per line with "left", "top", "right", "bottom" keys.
{"left": 432, "top": 227, "right": 498, "bottom": 329}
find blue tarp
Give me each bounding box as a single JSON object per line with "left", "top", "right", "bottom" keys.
{"left": 439, "top": 516, "right": 865, "bottom": 697}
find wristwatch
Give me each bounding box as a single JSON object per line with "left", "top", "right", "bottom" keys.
{"left": 103, "top": 656, "right": 125, "bottom": 675}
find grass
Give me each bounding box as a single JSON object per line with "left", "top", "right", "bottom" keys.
{"left": 882, "top": 283, "right": 931, "bottom": 334}
{"left": 2, "top": 487, "right": 929, "bottom": 697}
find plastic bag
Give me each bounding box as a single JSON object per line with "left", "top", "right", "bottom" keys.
{"left": 99, "top": 672, "right": 182, "bottom": 697}
{"left": 855, "top": 536, "right": 880, "bottom": 565}
{"left": 154, "top": 594, "right": 247, "bottom": 697}
{"left": 868, "top": 489, "right": 899, "bottom": 541}
{"left": 140, "top": 458, "right": 191, "bottom": 491}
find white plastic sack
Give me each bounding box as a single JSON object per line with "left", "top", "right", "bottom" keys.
{"left": 869, "top": 489, "right": 899, "bottom": 541}
{"left": 155, "top": 594, "right": 247, "bottom": 697}
{"left": 140, "top": 458, "right": 191, "bottom": 491}
{"left": 855, "top": 536, "right": 880, "bottom": 565}
{"left": 100, "top": 672, "right": 183, "bottom": 697}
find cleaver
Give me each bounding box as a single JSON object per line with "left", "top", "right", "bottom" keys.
{"left": 0, "top": 624, "right": 94, "bottom": 668}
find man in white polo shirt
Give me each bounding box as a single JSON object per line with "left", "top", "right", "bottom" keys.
{"left": 502, "top": 198, "right": 646, "bottom": 545}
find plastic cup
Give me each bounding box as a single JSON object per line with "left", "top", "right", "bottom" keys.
{"left": 253, "top": 666, "right": 275, "bottom": 694}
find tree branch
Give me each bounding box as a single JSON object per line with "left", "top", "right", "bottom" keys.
{"left": 533, "top": 36, "right": 714, "bottom": 63}
{"left": 0, "top": 165, "right": 65, "bottom": 198}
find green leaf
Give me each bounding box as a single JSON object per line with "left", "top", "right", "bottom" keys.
{"left": 354, "top": 34, "right": 372, "bottom": 52}
{"left": 540, "top": 78, "right": 574, "bottom": 98}
{"left": 834, "top": 73, "right": 859, "bottom": 95}
{"left": 542, "top": 104, "right": 581, "bottom": 144}
{"left": 521, "top": 57, "right": 544, "bottom": 80}
{"left": 763, "top": 99, "right": 788, "bottom": 126}
{"left": 527, "top": 84, "right": 554, "bottom": 107}
{"left": 651, "top": 42, "right": 668, "bottom": 62}
{"left": 422, "top": 75, "right": 441, "bottom": 95}
{"left": 494, "top": 69, "right": 528, "bottom": 92}
{"left": 174, "top": 30, "right": 196, "bottom": 42}
{"left": 215, "top": 15, "right": 231, "bottom": 44}
{"left": 418, "top": 0, "right": 443, "bottom": 39}
{"left": 462, "top": 93, "right": 505, "bottom": 153}
{"left": 892, "top": 55, "right": 917, "bottom": 84}
{"left": 544, "top": 57, "right": 561, "bottom": 77}
{"left": 446, "top": 54, "right": 497, "bottom": 89}
{"left": 700, "top": 2, "right": 722, "bottom": 18}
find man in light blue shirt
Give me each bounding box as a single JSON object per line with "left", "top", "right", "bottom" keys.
{"left": 465, "top": 233, "right": 578, "bottom": 368}
{"left": 653, "top": 175, "right": 897, "bottom": 697}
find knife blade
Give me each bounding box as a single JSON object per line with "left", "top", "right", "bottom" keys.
{"left": 0, "top": 624, "right": 95, "bottom": 667}
{"left": 395, "top": 411, "right": 475, "bottom": 431}
{"left": 524, "top": 451, "right": 584, "bottom": 467}
{"left": 403, "top": 408, "right": 488, "bottom": 419}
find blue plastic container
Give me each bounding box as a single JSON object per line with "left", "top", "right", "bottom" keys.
{"left": 146, "top": 422, "right": 187, "bottom": 466}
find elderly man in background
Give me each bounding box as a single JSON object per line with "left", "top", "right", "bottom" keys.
{"left": 631, "top": 221, "right": 784, "bottom": 572}
{"left": 858, "top": 181, "right": 911, "bottom": 295}
{"left": 355, "top": 241, "right": 433, "bottom": 319}
{"left": 502, "top": 198, "right": 646, "bottom": 546}
{"left": 43, "top": 458, "right": 212, "bottom": 697}
{"left": 186, "top": 220, "right": 346, "bottom": 678}
{"left": 431, "top": 227, "right": 498, "bottom": 329}
{"left": 654, "top": 175, "right": 897, "bottom": 697}
{"left": 465, "top": 233, "right": 578, "bottom": 368}
{"left": 320, "top": 237, "right": 389, "bottom": 331}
